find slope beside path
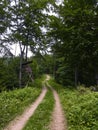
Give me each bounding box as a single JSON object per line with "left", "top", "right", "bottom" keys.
{"left": 4, "top": 86, "right": 47, "bottom": 130}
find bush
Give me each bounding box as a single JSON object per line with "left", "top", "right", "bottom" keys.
{"left": 49, "top": 79, "right": 98, "bottom": 130}
{"left": 0, "top": 77, "right": 43, "bottom": 130}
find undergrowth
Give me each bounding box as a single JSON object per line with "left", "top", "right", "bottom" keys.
{"left": 49, "top": 78, "right": 98, "bottom": 130}
{"left": 0, "top": 76, "right": 45, "bottom": 130}
{"left": 23, "top": 89, "right": 54, "bottom": 130}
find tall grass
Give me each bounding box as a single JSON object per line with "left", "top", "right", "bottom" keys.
{"left": 23, "top": 89, "right": 54, "bottom": 130}
{"left": 0, "top": 76, "right": 45, "bottom": 130}
{"left": 49, "top": 78, "right": 98, "bottom": 130}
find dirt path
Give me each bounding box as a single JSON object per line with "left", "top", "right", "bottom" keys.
{"left": 4, "top": 75, "right": 67, "bottom": 130}
{"left": 4, "top": 86, "right": 47, "bottom": 130}
{"left": 50, "top": 88, "right": 67, "bottom": 130}
{"left": 46, "top": 77, "right": 67, "bottom": 130}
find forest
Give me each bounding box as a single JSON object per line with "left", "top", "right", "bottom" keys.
{"left": 0, "top": 0, "right": 98, "bottom": 91}
{"left": 0, "top": 0, "right": 98, "bottom": 130}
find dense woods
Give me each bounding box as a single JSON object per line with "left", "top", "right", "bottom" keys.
{"left": 49, "top": 0, "right": 98, "bottom": 87}
{"left": 1, "top": 1, "right": 98, "bottom": 130}
{"left": 0, "top": 0, "right": 98, "bottom": 91}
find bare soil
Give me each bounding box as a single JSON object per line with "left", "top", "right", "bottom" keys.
{"left": 46, "top": 75, "right": 67, "bottom": 130}
{"left": 49, "top": 88, "right": 67, "bottom": 130}
{"left": 4, "top": 75, "right": 67, "bottom": 130}
{"left": 4, "top": 87, "right": 47, "bottom": 130}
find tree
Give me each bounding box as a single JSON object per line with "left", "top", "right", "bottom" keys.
{"left": 0, "top": 0, "right": 12, "bottom": 57}
{"left": 0, "top": 57, "right": 20, "bottom": 91}
{"left": 8, "top": 0, "right": 54, "bottom": 87}
{"left": 48, "top": 0, "right": 98, "bottom": 86}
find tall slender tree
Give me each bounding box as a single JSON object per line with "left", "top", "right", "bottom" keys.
{"left": 8, "top": 0, "right": 54, "bottom": 87}
{"left": 48, "top": 0, "right": 98, "bottom": 86}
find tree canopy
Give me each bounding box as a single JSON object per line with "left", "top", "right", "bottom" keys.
{"left": 0, "top": 0, "right": 98, "bottom": 91}
{"left": 47, "top": 0, "right": 98, "bottom": 86}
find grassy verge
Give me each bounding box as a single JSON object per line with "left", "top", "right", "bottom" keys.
{"left": 49, "top": 78, "right": 98, "bottom": 130}
{"left": 23, "top": 89, "right": 54, "bottom": 130}
{"left": 32, "top": 75, "right": 46, "bottom": 88}
{"left": 0, "top": 76, "right": 45, "bottom": 130}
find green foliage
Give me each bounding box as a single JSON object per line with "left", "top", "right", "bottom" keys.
{"left": 0, "top": 0, "right": 55, "bottom": 90}
{"left": 0, "top": 87, "right": 41, "bottom": 130}
{"left": 31, "top": 54, "right": 54, "bottom": 76}
{"left": 0, "top": 53, "right": 52, "bottom": 91}
{"left": 49, "top": 79, "right": 98, "bottom": 130}
{"left": 23, "top": 89, "right": 54, "bottom": 130}
{"left": 38, "top": 54, "right": 54, "bottom": 74}
{"left": 0, "top": 57, "right": 20, "bottom": 91}
{"left": 48, "top": 0, "right": 98, "bottom": 86}
{"left": 32, "top": 75, "right": 46, "bottom": 88}
{"left": 55, "top": 58, "right": 74, "bottom": 86}
{"left": 0, "top": 0, "right": 10, "bottom": 34}
{"left": 9, "top": 0, "right": 54, "bottom": 48}
{"left": 62, "top": 90, "right": 98, "bottom": 130}
{"left": 31, "top": 59, "right": 39, "bottom": 78}
{"left": 0, "top": 76, "right": 45, "bottom": 130}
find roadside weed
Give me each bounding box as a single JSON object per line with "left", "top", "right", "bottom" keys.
{"left": 23, "top": 89, "right": 54, "bottom": 130}
{"left": 49, "top": 79, "right": 98, "bottom": 130}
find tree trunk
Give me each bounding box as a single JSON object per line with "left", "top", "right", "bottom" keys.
{"left": 75, "top": 67, "right": 78, "bottom": 86}
{"left": 19, "top": 51, "right": 23, "bottom": 87}
{"left": 53, "top": 51, "right": 56, "bottom": 78}
{"left": 19, "top": 44, "right": 25, "bottom": 88}
{"left": 95, "top": 73, "right": 98, "bottom": 85}
{"left": 25, "top": 46, "right": 28, "bottom": 61}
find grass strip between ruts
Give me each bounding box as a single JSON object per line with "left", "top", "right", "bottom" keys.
{"left": 23, "top": 89, "right": 54, "bottom": 130}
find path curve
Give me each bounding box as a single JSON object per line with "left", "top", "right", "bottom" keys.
{"left": 4, "top": 86, "right": 47, "bottom": 130}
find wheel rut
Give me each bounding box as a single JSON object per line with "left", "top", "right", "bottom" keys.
{"left": 4, "top": 75, "right": 67, "bottom": 130}
{"left": 46, "top": 75, "right": 67, "bottom": 130}
{"left": 4, "top": 86, "right": 47, "bottom": 130}
{"left": 50, "top": 88, "right": 67, "bottom": 130}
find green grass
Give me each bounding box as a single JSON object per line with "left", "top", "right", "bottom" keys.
{"left": 32, "top": 75, "right": 46, "bottom": 88}
{"left": 0, "top": 76, "right": 45, "bottom": 130}
{"left": 49, "top": 78, "right": 98, "bottom": 130}
{"left": 23, "top": 89, "right": 54, "bottom": 130}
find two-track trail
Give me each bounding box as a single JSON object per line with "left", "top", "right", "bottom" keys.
{"left": 4, "top": 75, "right": 67, "bottom": 130}
{"left": 4, "top": 86, "right": 47, "bottom": 130}
{"left": 46, "top": 76, "right": 67, "bottom": 130}
{"left": 50, "top": 88, "right": 67, "bottom": 130}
